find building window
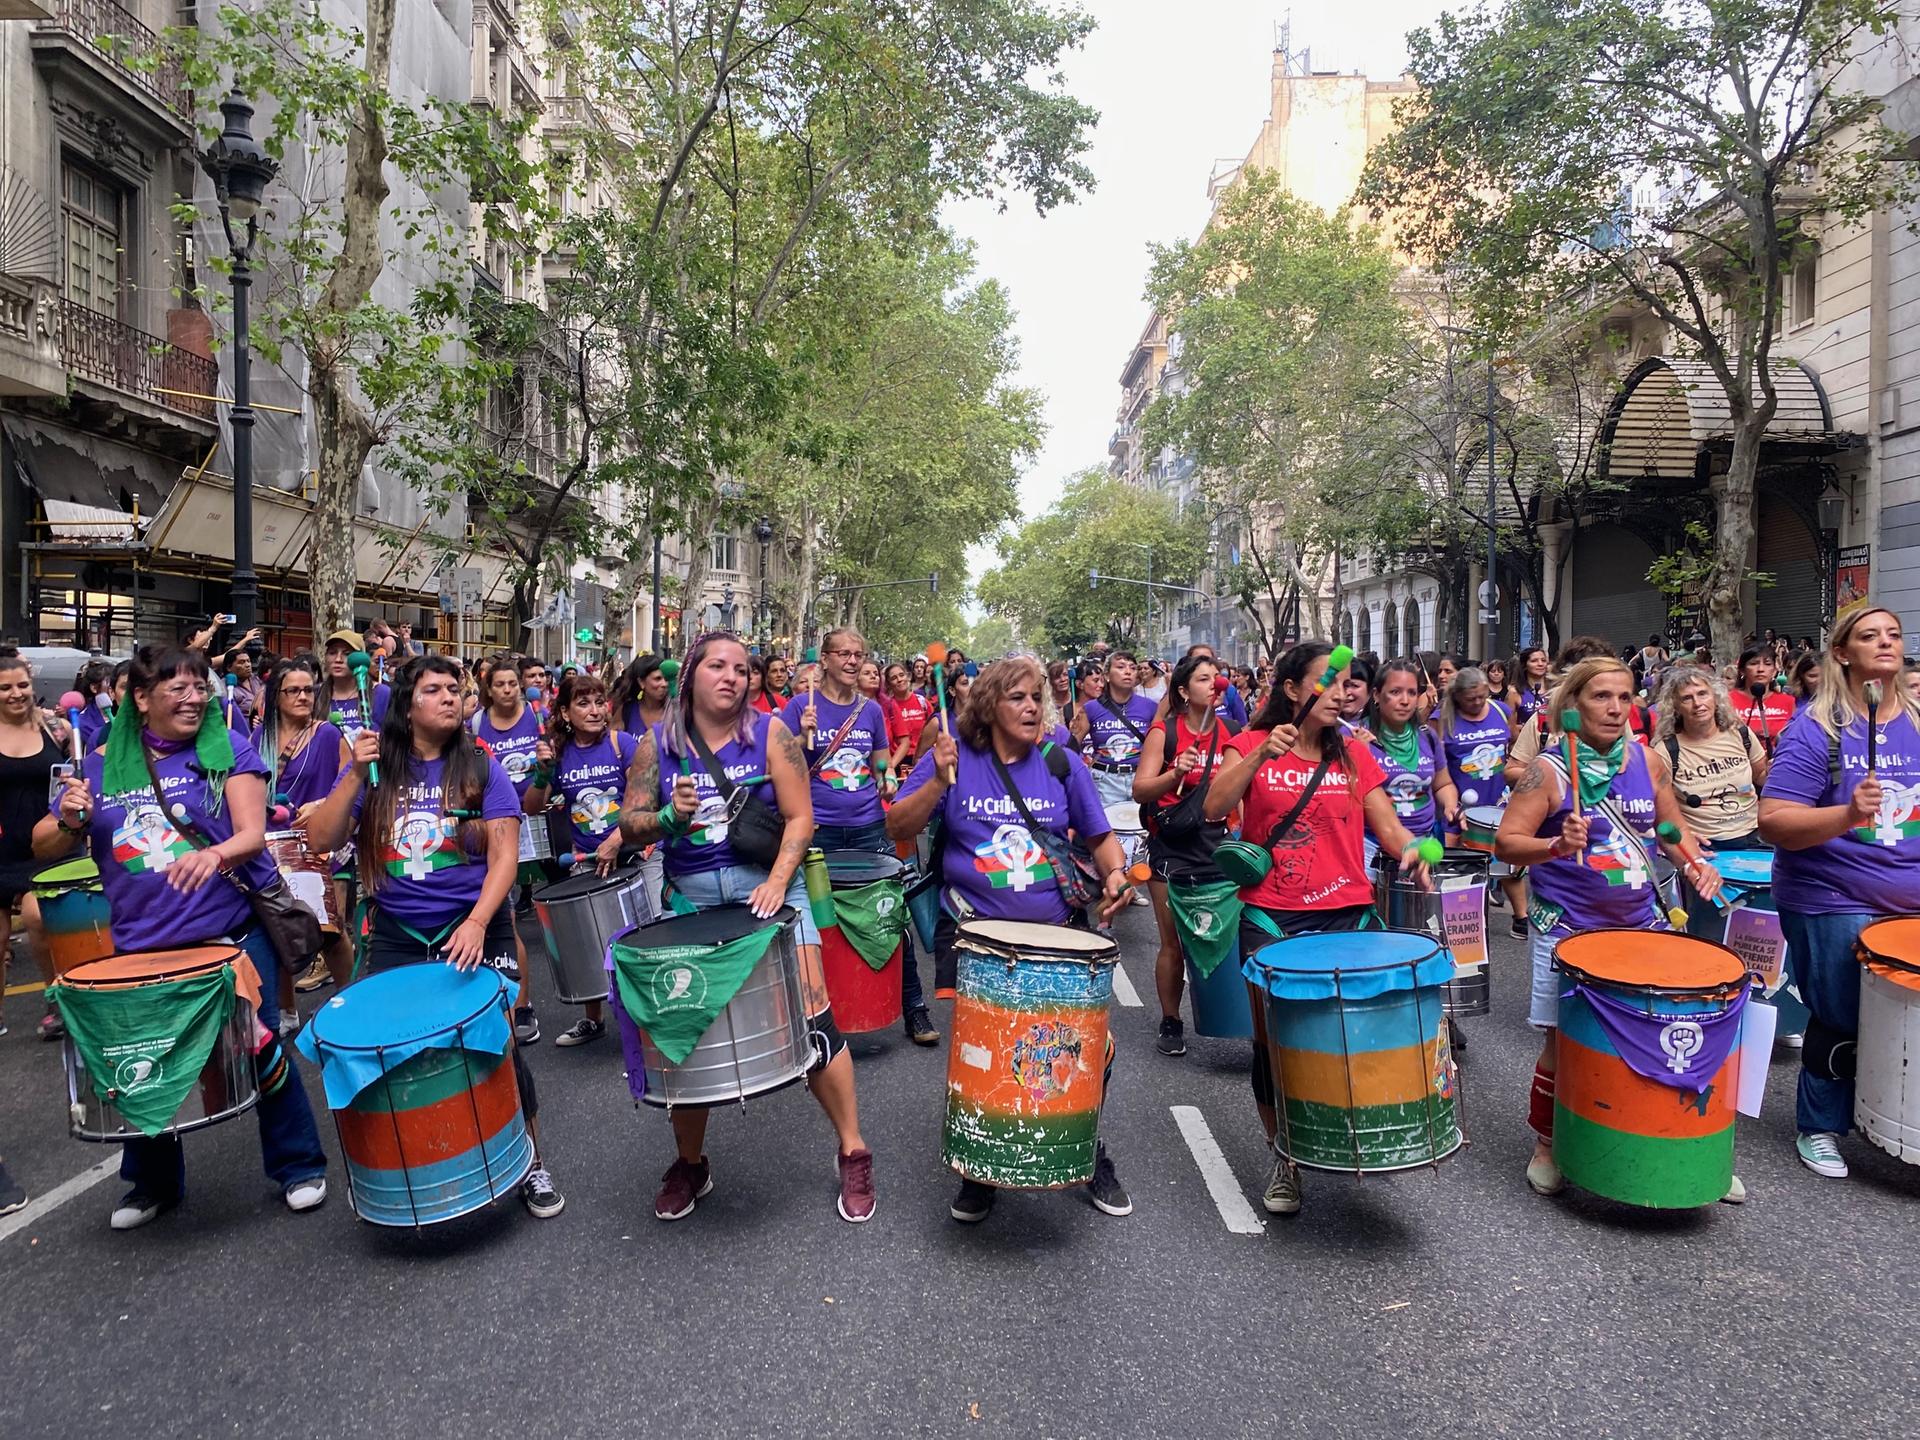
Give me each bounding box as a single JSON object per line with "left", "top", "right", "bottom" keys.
{"left": 711, "top": 533, "right": 739, "bottom": 572}
{"left": 63, "top": 159, "right": 125, "bottom": 318}
{"left": 1791, "top": 258, "right": 1815, "bottom": 329}
{"left": 1403, "top": 597, "right": 1422, "bottom": 655}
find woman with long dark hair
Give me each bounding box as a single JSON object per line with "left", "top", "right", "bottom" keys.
{"left": 33, "top": 644, "right": 329, "bottom": 1231}
{"left": 610, "top": 654, "right": 669, "bottom": 737}
{"left": 1204, "top": 642, "right": 1433, "bottom": 1217}
{"left": 1729, "top": 645, "right": 1795, "bottom": 752}
{"left": 473, "top": 652, "right": 549, "bottom": 1042}
{"left": 302, "top": 654, "right": 563, "bottom": 1219}
{"left": 617, "top": 632, "right": 876, "bottom": 1223}
{"left": 257, "top": 654, "right": 352, "bottom": 997}
{"left": 0, "top": 649, "right": 75, "bottom": 1040}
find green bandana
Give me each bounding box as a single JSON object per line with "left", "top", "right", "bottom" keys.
{"left": 53, "top": 967, "right": 236, "bottom": 1136}
{"left": 1167, "top": 877, "right": 1241, "bottom": 978}
{"left": 101, "top": 682, "right": 236, "bottom": 810}
{"left": 1570, "top": 734, "right": 1628, "bottom": 809}
{"left": 1377, "top": 721, "right": 1422, "bottom": 774}
{"left": 611, "top": 925, "right": 780, "bottom": 1065}
{"left": 830, "top": 876, "right": 909, "bottom": 971}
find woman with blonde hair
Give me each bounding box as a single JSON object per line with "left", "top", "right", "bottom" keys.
{"left": 1652, "top": 663, "right": 1769, "bottom": 937}
{"left": 1497, "top": 655, "right": 1724, "bottom": 1198}
{"left": 1760, "top": 603, "right": 1920, "bottom": 1180}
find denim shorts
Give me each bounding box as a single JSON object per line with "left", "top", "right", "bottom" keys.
{"left": 665, "top": 863, "right": 820, "bottom": 946}
{"left": 1529, "top": 929, "right": 1561, "bottom": 1030}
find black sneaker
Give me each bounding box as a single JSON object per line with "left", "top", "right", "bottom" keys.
{"left": 905, "top": 1007, "right": 940, "bottom": 1047}
{"left": 1088, "top": 1144, "right": 1132, "bottom": 1217}
{"left": 950, "top": 1178, "right": 996, "bottom": 1223}
{"left": 521, "top": 1167, "right": 564, "bottom": 1218}
{"left": 1509, "top": 915, "right": 1527, "bottom": 941}
{"left": 513, "top": 1006, "right": 541, "bottom": 1045}
{"left": 554, "top": 1017, "right": 605, "bottom": 1047}
{"left": 0, "top": 1160, "right": 26, "bottom": 1217}
{"left": 1156, "top": 1015, "right": 1187, "bottom": 1057}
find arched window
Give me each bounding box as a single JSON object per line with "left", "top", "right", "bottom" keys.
{"left": 1358, "top": 607, "right": 1373, "bottom": 653}
{"left": 1403, "top": 596, "right": 1422, "bottom": 656}
{"left": 1383, "top": 601, "right": 1399, "bottom": 656}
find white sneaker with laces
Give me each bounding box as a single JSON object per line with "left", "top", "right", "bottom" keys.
{"left": 1262, "top": 1154, "right": 1301, "bottom": 1214}
{"left": 285, "top": 1177, "right": 328, "bottom": 1212}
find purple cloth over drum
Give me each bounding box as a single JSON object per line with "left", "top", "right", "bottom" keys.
{"left": 608, "top": 984, "right": 648, "bottom": 1104}
{"left": 1568, "top": 981, "right": 1747, "bottom": 1090}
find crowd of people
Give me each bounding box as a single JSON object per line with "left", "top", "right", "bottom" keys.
{"left": 0, "top": 603, "right": 1914, "bottom": 1234}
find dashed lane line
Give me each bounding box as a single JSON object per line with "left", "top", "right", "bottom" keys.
{"left": 0, "top": 1154, "right": 121, "bottom": 1246}
{"left": 1170, "top": 1104, "right": 1265, "bottom": 1235}
{"left": 1110, "top": 958, "right": 1141, "bottom": 1008}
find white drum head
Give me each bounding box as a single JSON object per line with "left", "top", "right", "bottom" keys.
{"left": 1105, "top": 801, "right": 1143, "bottom": 833}
{"left": 958, "top": 919, "right": 1118, "bottom": 961}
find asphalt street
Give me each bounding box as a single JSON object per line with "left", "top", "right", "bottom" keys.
{"left": 2, "top": 900, "right": 1917, "bottom": 1440}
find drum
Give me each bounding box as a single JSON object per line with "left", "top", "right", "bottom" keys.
{"left": 265, "top": 829, "right": 342, "bottom": 934}
{"left": 905, "top": 861, "right": 941, "bottom": 958}
{"left": 1458, "top": 806, "right": 1513, "bottom": 877}
{"left": 1711, "top": 849, "right": 1807, "bottom": 1036}
{"left": 518, "top": 810, "right": 554, "bottom": 863}
{"left": 611, "top": 905, "right": 809, "bottom": 1108}
{"left": 1552, "top": 930, "right": 1747, "bottom": 1208}
{"left": 942, "top": 920, "right": 1118, "bottom": 1189}
{"left": 532, "top": 866, "right": 657, "bottom": 1005}
{"left": 304, "top": 965, "right": 532, "bottom": 1227}
{"left": 1854, "top": 917, "right": 1920, "bottom": 1163}
{"left": 819, "top": 850, "right": 906, "bottom": 1033}
{"left": 1248, "top": 930, "right": 1462, "bottom": 1173}
{"left": 31, "top": 858, "right": 114, "bottom": 977}
{"left": 1167, "top": 866, "right": 1251, "bottom": 1038}
{"left": 1106, "top": 801, "right": 1147, "bottom": 874}
{"left": 56, "top": 947, "right": 259, "bottom": 1141}
{"left": 1372, "top": 849, "right": 1493, "bottom": 1017}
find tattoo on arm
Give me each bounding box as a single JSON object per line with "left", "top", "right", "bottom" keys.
{"left": 773, "top": 725, "right": 806, "bottom": 777}
{"left": 1511, "top": 758, "right": 1547, "bottom": 795}
{"left": 620, "top": 737, "right": 663, "bottom": 842}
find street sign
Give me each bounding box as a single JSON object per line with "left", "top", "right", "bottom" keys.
{"left": 1476, "top": 581, "right": 1500, "bottom": 609}
{"left": 1478, "top": 608, "right": 1500, "bottom": 624}
{"left": 455, "top": 566, "right": 485, "bottom": 615}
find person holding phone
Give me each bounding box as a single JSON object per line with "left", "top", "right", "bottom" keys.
{"left": 0, "top": 648, "right": 75, "bottom": 1041}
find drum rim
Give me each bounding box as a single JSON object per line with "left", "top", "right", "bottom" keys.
{"left": 62, "top": 945, "right": 243, "bottom": 988}
{"left": 532, "top": 865, "right": 648, "bottom": 903}
{"left": 32, "top": 858, "right": 102, "bottom": 890}
{"left": 955, "top": 917, "right": 1119, "bottom": 961}
{"left": 1461, "top": 805, "right": 1506, "bottom": 824}
{"left": 307, "top": 965, "right": 512, "bottom": 1053}
{"left": 1552, "top": 925, "right": 1747, "bottom": 994}
{"left": 1857, "top": 915, "right": 1920, "bottom": 977}
{"left": 1246, "top": 925, "right": 1443, "bottom": 978}
{"left": 1712, "top": 849, "right": 1775, "bottom": 885}
{"left": 613, "top": 902, "right": 798, "bottom": 953}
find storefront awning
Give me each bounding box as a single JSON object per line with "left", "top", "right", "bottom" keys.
{"left": 7, "top": 419, "right": 174, "bottom": 534}
{"left": 1598, "top": 356, "right": 1854, "bottom": 485}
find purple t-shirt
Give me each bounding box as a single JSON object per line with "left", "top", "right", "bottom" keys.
{"left": 550, "top": 730, "right": 636, "bottom": 856}
{"left": 1763, "top": 710, "right": 1920, "bottom": 915}
{"left": 655, "top": 712, "right": 783, "bottom": 878}
{"left": 1082, "top": 692, "right": 1158, "bottom": 771}
{"left": 326, "top": 682, "right": 391, "bottom": 745}
{"left": 353, "top": 751, "right": 520, "bottom": 929}
{"left": 780, "top": 692, "right": 888, "bottom": 827}
{"left": 1527, "top": 745, "right": 1662, "bottom": 935}
{"left": 1442, "top": 701, "right": 1511, "bottom": 809}
{"left": 897, "top": 738, "right": 1110, "bottom": 926}
{"left": 474, "top": 706, "right": 544, "bottom": 795}
{"left": 254, "top": 720, "right": 350, "bottom": 811}
{"left": 66, "top": 733, "right": 277, "bottom": 952}
{"left": 1371, "top": 725, "right": 1443, "bottom": 839}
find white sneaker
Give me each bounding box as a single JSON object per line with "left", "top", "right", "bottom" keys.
{"left": 1796, "top": 1132, "right": 1849, "bottom": 1179}
{"left": 284, "top": 1177, "right": 328, "bottom": 1213}
{"left": 278, "top": 1011, "right": 301, "bottom": 1040}
{"left": 110, "top": 1191, "right": 168, "bottom": 1231}
{"left": 1262, "top": 1154, "right": 1301, "bottom": 1214}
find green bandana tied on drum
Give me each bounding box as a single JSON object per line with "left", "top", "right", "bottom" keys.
{"left": 610, "top": 925, "right": 780, "bottom": 1064}
{"left": 51, "top": 967, "right": 236, "bottom": 1136}
{"left": 1377, "top": 722, "right": 1422, "bottom": 775}
{"left": 831, "top": 877, "right": 909, "bottom": 971}
{"left": 1167, "top": 878, "right": 1242, "bottom": 978}
{"left": 1571, "top": 734, "right": 1629, "bottom": 809}
{"left": 101, "top": 686, "right": 235, "bottom": 812}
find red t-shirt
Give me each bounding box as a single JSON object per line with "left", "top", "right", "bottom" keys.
{"left": 1228, "top": 730, "right": 1384, "bottom": 912}
{"left": 1728, "top": 689, "right": 1795, "bottom": 743}
{"left": 1144, "top": 713, "right": 1232, "bottom": 813}
{"left": 751, "top": 692, "right": 774, "bottom": 714}
{"left": 891, "top": 691, "right": 933, "bottom": 755}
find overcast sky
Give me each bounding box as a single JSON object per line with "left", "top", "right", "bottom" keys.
{"left": 947, "top": 1, "right": 1453, "bottom": 590}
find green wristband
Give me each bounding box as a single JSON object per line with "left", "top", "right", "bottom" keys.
{"left": 531, "top": 764, "right": 554, "bottom": 789}
{"left": 657, "top": 804, "right": 685, "bottom": 837}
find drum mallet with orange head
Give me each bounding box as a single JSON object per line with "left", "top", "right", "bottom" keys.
{"left": 1561, "top": 708, "right": 1585, "bottom": 865}
{"left": 57, "top": 690, "right": 85, "bottom": 765}
{"left": 925, "top": 641, "right": 957, "bottom": 784}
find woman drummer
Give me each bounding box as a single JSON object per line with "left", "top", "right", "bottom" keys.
{"left": 32, "top": 644, "right": 329, "bottom": 1231}
{"left": 257, "top": 655, "right": 353, "bottom": 1000}
{"left": 888, "top": 656, "right": 1134, "bottom": 1223}
{"left": 1441, "top": 665, "right": 1529, "bottom": 937}
{"left": 521, "top": 670, "right": 640, "bottom": 1047}
{"left": 302, "top": 655, "right": 564, "bottom": 1219}
{"left": 0, "top": 649, "right": 78, "bottom": 1041}
{"left": 1759, "top": 603, "right": 1920, "bottom": 1181}
{"left": 1133, "top": 653, "right": 1237, "bottom": 1058}
{"left": 1495, "top": 656, "right": 1726, "bottom": 1199}
{"left": 471, "top": 653, "right": 548, "bottom": 1044}
{"left": 1203, "top": 642, "right": 1433, "bottom": 1216}
{"left": 616, "top": 631, "right": 876, "bottom": 1224}
{"left": 1513, "top": 647, "right": 1551, "bottom": 729}
{"left": 1652, "top": 664, "right": 1769, "bottom": 938}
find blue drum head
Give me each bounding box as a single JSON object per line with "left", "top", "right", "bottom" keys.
{"left": 1713, "top": 850, "right": 1773, "bottom": 888}
{"left": 308, "top": 965, "right": 509, "bottom": 1053}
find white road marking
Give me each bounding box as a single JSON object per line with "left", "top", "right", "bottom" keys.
{"left": 1170, "top": 1105, "right": 1265, "bottom": 1235}
{"left": 0, "top": 1154, "right": 121, "bottom": 1245}
{"left": 1111, "top": 959, "right": 1142, "bottom": 1008}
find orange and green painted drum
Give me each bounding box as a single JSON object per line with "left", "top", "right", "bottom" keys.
{"left": 302, "top": 965, "right": 533, "bottom": 1227}
{"left": 1553, "top": 930, "right": 1749, "bottom": 1209}
{"left": 1458, "top": 806, "right": 1504, "bottom": 856}
{"left": 1249, "top": 930, "right": 1462, "bottom": 1172}
{"left": 32, "top": 858, "right": 114, "bottom": 977}
{"left": 942, "top": 920, "right": 1117, "bottom": 1189}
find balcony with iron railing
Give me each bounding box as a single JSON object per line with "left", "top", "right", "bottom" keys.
{"left": 33, "top": 0, "right": 187, "bottom": 118}
{"left": 59, "top": 298, "right": 216, "bottom": 421}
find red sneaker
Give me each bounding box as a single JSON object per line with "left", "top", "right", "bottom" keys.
{"left": 836, "top": 1147, "right": 876, "bottom": 1223}
{"left": 653, "top": 1157, "right": 712, "bottom": 1221}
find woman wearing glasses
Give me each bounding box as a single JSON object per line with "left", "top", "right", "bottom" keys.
{"left": 257, "top": 655, "right": 353, "bottom": 999}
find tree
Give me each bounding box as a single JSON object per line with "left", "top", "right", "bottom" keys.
{"left": 172, "top": 0, "right": 543, "bottom": 634}
{"left": 1360, "top": 0, "right": 1918, "bottom": 662}
{"left": 1143, "top": 171, "right": 1411, "bottom": 646}
{"left": 978, "top": 470, "right": 1208, "bottom": 654}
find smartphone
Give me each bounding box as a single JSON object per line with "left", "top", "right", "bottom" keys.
{"left": 214, "top": 612, "right": 238, "bottom": 626}
{"left": 48, "top": 760, "right": 74, "bottom": 806}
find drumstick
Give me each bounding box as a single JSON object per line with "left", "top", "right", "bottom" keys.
{"left": 57, "top": 690, "right": 84, "bottom": 764}
{"left": 1866, "top": 681, "right": 1882, "bottom": 773}
{"left": 1290, "top": 645, "right": 1353, "bottom": 729}
{"left": 1656, "top": 821, "right": 1727, "bottom": 913}
{"left": 348, "top": 651, "right": 380, "bottom": 788}
{"left": 925, "top": 641, "right": 956, "bottom": 784}
{"left": 224, "top": 673, "right": 239, "bottom": 730}
{"left": 1561, "top": 708, "right": 1584, "bottom": 865}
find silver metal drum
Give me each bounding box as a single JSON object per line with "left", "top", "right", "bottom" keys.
{"left": 518, "top": 809, "right": 554, "bottom": 863}
{"left": 533, "top": 866, "right": 657, "bottom": 1004}
{"left": 1372, "top": 849, "right": 1493, "bottom": 1017}
{"left": 624, "top": 906, "right": 809, "bottom": 1108}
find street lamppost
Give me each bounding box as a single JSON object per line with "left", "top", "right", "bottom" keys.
{"left": 199, "top": 92, "right": 278, "bottom": 634}
{"left": 753, "top": 516, "right": 773, "bottom": 649}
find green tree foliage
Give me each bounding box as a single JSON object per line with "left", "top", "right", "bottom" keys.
{"left": 1142, "top": 171, "right": 1411, "bottom": 644}
{"left": 1360, "top": 0, "right": 1918, "bottom": 661}
{"left": 979, "top": 470, "right": 1208, "bottom": 655}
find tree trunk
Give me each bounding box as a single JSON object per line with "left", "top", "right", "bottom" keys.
{"left": 1708, "top": 418, "right": 1768, "bottom": 667}
{"left": 306, "top": 0, "right": 394, "bottom": 636}
{"left": 674, "top": 493, "right": 717, "bottom": 645}
{"left": 789, "top": 500, "right": 817, "bottom": 648}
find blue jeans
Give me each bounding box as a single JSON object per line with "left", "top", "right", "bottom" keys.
{"left": 813, "top": 820, "right": 927, "bottom": 1016}
{"left": 122, "top": 926, "right": 328, "bottom": 1200}
{"left": 1780, "top": 909, "right": 1873, "bottom": 1135}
